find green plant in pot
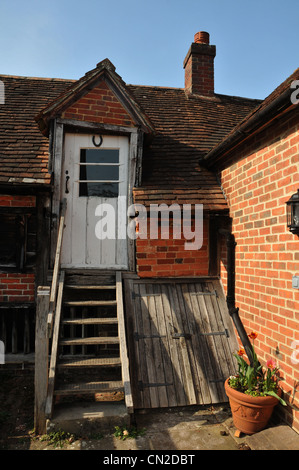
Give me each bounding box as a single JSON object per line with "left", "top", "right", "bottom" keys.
{"left": 225, "top": 331, "right": 287, "bottom": 435}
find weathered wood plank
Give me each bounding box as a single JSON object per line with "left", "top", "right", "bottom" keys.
{"left": 134, "top": 282, "right": 151, "bottom": 408}
{"left": 170, "top": 284, "right": 197, "bottom": 405}
{"left": 182, "top": 283, "right": 211, "bottom": 404}
{"left": 196, "top": 282, "right": 225, "bottom": 401}
{"left": 152, "top": 283, "right": 177, "bottom": 407}
{"left": 45, "top": 271, "right": 65, "bottom": 418}
{"left": 160, "top": 283, "right": 187, "bottom": 406}
{"left": 146, "top": 283, "right": 168, "bottom": 408}
{"left": 192, "top": 282, "right": 220, "bottom": 403}
{"left": 34, "top": 286, "right": 50, "bottom": 435}
{"left": 179, "top": 283, "right": 204, "bottom": 404}
{"left": 50, "top": 121, "right": 64, "bottom": 266}
{"left": 123, "top": 278, "right": 143, "bottom": 409}
{"left": 139, "top": 283, "right": 159, "bottom": 408}
{"left": 208, "top": 280, "right": 234, "bottom": 378}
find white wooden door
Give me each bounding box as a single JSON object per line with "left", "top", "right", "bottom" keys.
{"left": 61, "top": 133, "right": 129, "bottom": 269}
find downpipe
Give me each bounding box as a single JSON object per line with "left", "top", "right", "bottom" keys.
{"left": 219, "top": 229, "right": 255, "bottom": 366}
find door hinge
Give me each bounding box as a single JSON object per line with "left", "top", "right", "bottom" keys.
{"left": 190, "top": 290, "right": 218, "bottom": 298}
{"left": 134, "top": 332, "right": 166, "bottom": 341}
{"left": 132, "top": 291, "right": 161, "bottom": 300}
{"left": 199, "top": 329, "right": 229, "bottom": 338}
{"left": 138, "top": 381, "right": 173, "bottom": 391}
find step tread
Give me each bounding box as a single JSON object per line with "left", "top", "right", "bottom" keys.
{"left": 55, "top": 380, "right": 124, "bottom": 395}
{"left": 60, "top": 336, "right": 119, "bottom": 346}
{"left": 63, "top": 317, "right": 118, "bottom": 325}
{"left": 65, "top": 284, "right": 116, "bottom": 290}
{"left": 57, "top": 357, "right": 122, "bottom": 368}
{"left": 63, "top": 300, "right": 117, "bottom": 306}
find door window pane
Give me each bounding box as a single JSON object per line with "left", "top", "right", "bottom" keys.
{"left": 80, "top": 165, "right": 119, "bottom": 182}
{"left": 79, "top": 182, "right": 119, "bottom": 198}
{"left": 79, "top": 148, "right": 120, "bottom": 198}
{"left": 80, "top": 149, "right": 119, "bottom": 164}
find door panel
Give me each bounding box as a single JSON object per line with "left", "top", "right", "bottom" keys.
{"left": 61, "top": 133, "right": 129, "bottom": 269}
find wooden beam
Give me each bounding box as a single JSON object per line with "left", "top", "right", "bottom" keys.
{"left": 50, "top": 120, "right": 64, "bottom": 266}
{"left": 128, "top": 130, "right": 138, "bottom": 272}
{"left": 34, "top": 286, "right": 50, "bottom": 435}
{"left": 57, "top": 118, "right": 137, "bottom": 135}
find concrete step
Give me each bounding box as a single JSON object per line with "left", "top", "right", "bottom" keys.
{"left": 245, "top": 424, "right": 299, "bottom": 450}
{"left": 47, "top": 401, "right": 131, "bottom": 435}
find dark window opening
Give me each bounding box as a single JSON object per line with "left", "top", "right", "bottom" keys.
{"left": 0, "top": 211, "right": 37, "bottom": 270}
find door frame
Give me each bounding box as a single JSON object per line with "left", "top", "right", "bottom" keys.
{"left": 49, "top": 118, "right": 143, "bottom": 272}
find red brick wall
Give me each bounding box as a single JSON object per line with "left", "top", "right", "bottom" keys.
{"left": 0, "top": 273, "right": 35, "bottom": 302}
{"left": 220, "top": 114, "right": 299, "bottom": 432}
{"left": 136, "top": 217, "right": 209, "bottom": 277}
{"left": 0, "top": 195, "right": 35, "bottom": 207}
{"left": 0, "top": 195, "right": 36, "bottom": 303}
{"left": 61, "top": 80, "right": 135, "bottom": 127}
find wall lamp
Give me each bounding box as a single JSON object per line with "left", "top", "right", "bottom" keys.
{"left": 286, "top": 189, "right": 299, "bottom": 236}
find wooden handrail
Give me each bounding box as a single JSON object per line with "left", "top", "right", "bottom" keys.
{"left": 45, "top": 270, "right": 65, "bottom": 418}
{"left": 116, "top": 271, "right": 134, "bottom": 414}
{"left": 47, "top": 198, "right": 67, "bottom": 337}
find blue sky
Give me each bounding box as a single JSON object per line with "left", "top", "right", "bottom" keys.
{"left": 0, "top": 0, "right": 298, "bottom": 99}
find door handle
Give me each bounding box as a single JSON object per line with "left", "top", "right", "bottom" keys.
{"left": 65, "top": 171, "right": 70, "bottom": 194}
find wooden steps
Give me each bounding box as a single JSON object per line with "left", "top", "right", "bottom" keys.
{"left": 65, "top": 284, "right": 116, "bottom": 290}
{"left": 45, "top": 271, "right": 133, "bottom": 423}
{"left": 63, "top": 300, "right": 117, "bottom": 307}
{"left": 57, "top": 357, "right": 122, "bottom": 368}
{"left": 54, "top": 380, "right": 124, "bottom": 395}
{"left": 59, "top": 336, "right": 120, "bottom": 346}
{"left": 62, "top": 317, "right": 118, "bottom": 325}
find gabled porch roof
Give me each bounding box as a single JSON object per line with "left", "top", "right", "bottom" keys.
{"left": 35, "top": 58, "right": 155, "bottom": 136}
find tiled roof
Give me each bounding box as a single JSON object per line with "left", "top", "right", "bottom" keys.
{"left": 128, "top": 85, "right": 261, "bottom": 209}
{"left": 0, "top": 70, "right": 260, "bottom": 211}
{"left": 0, "top": 75, "right": 73, "bottom": 185}
{"left": 203, "top": 67, "right": 299, "bottom": 169}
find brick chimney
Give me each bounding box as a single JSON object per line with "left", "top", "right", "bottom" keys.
{"left": 183, "top": 32, "right": 216, "bottom": 96}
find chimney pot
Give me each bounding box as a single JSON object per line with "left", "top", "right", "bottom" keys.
{"left": 194, "top": 31, "right": 210, "bottom": 45}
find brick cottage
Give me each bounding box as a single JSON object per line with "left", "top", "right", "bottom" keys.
{"left": 0, "top": 32, "right": 298, "bottom": 433}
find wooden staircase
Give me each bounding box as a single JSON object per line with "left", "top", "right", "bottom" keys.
{"left": 45, "top": 270, "right": 133, "bottom": 431}
{"left": 34, "top": 201, "right": 133, "bottom": 434}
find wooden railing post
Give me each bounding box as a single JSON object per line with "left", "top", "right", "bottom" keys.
{"left": 34, "top": 286, "right": 50, "bottom": 435}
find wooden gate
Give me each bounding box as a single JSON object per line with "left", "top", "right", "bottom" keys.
{"left": 124, "top": 277, "right": 238, "bottom": 409}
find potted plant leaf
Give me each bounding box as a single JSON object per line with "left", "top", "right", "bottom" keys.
{"left": 225, "top": 331, "right": 287, "bottom": 435}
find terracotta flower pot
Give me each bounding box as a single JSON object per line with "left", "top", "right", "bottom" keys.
{"left": 224, "top": 378, "right": 280, "bottom": 435}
